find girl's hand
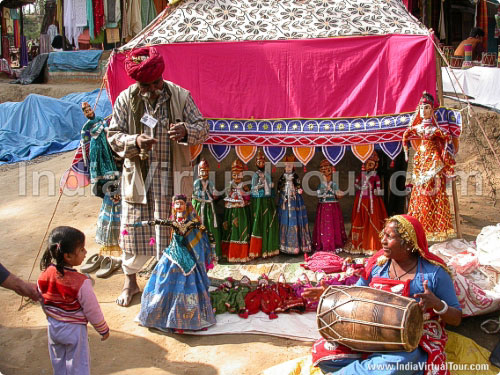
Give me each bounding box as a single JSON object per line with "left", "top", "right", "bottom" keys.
{"left": 297, "top": 188, "right": 303, "bottom": 194}
{"left": 414, "top": 280, "right": 442, "bottom": 311}
{"left": 101, "top": 332, "right": 110, "bottom": 341}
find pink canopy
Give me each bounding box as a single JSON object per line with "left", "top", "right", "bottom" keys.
{"left": 107, "top": 35, "right": 436, "bottom": 119}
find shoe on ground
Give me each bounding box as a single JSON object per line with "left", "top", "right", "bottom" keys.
{"left": 96, "top": 256, "right": 122, "bottom": 278}
{"left": 80, "top": 254, "right": 104, "bottom": 273}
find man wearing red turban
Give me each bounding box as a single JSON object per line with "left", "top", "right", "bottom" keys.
{"left": 107, "top": 46, "right": 209, "bottom": 306}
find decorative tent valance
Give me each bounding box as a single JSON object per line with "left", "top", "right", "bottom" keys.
{"left": 191, "top": 108, "right": 462, "bottom": 165}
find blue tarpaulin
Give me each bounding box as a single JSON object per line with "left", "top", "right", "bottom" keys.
{"left": 47, "top": 50, "right": 104, "bottom": 72}
{"left": 0, "top": 89, "right": 112, "bottom": 164}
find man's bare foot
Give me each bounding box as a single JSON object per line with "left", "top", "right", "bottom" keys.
{"left": 116, "top": 287, "right": 141, "bottom": 307}
{"left": 116, "top": 274, "right": 141, "bottom": 307}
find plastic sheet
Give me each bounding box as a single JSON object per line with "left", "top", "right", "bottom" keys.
{"left": 0, "top": 89, "right": 112, "bottom": 164}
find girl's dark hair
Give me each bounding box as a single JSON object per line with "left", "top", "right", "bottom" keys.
{"left": 40, "top": 226, "right": 85, "bottom": 276}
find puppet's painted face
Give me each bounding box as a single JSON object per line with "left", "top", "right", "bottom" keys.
{"left": 232, "top": 171, "right": 243, "bottom": 183}
{"left": 256, "top": 157, "right": 265, "bottom": 169}
{"left": 174, "top": 199, "right": 186, "bottom": 213}
{"left": 365, "top": 160, "right": 376, "bottom": 171}
{"left": 285, "top": 163, "right": 294, "bottom": 173}
{"left": 83, "top": 106, "right": 95, "bottom": 119}
{"left": 199, "top": 169, "right": 209, "bottom": 180}
{"left": 320, "top": 164, "right": 332, "bottom": 178}
{"left": 419, "top": 103, "right": 433, "bottom": 120}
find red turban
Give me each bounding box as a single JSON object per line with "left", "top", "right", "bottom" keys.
{"left": 125, "top": 47, "right": 165, "bottom": 83}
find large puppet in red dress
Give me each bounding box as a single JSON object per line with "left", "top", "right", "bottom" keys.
{"left": 403, "top": 92, "right": 456, "bottom": 242}
{"left": 348, "top": 151, "right": 387, "bottom": 255}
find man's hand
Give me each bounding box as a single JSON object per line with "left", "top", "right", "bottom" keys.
{"left": 136, "top": 134, "right": 158, "bottom": 151}
{"left": 168, "top": 123, "right": 187, "bottom": 141}
{"left": 2, "top": 274, "right": 41, "bottom": 301}
{"left": 101, "top": 332, "right": 110, "bottom": 341}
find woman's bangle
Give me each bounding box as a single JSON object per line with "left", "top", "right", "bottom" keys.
{"left": 433, "top": 300, "right": 449, "bottom": 315}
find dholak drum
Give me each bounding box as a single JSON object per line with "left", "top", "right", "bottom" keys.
{"left": 481, "top": 53, "right": 497, "bottom": 67}
{"left": 450, "top": 56, "right": 464, "bottom": 68}
{"left": 317, "top": 285, "right": 423, "bottom": 352}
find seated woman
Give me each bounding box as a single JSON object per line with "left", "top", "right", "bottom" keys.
{"left": 304, "top": 214, "right": 462, "bottom": 375}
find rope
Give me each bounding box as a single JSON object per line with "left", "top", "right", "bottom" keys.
{"left": 18, "top": 189, "right": 64, "bottom": 311}
{"left": 430, "top": 35, "right": 499, "bottom": 204}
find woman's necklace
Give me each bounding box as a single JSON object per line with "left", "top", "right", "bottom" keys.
{"left": 392, "top": 259, "right": 418, "bottom": 280}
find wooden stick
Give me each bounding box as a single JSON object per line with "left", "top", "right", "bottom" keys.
{"left": 435, "top": 49, "right": 444, "bottom": 106}
{"left": 451, "top": 178, "right": 462, "bottom": 238}
{"left": 436, "top": 47, "right": 462, "bottom": 238}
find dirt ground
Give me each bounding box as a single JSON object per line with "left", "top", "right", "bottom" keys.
{"left": 1, "top": 80, "right": 500, "bottom": 375}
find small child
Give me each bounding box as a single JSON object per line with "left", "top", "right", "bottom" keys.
{"left": 38, "top": 226, "right": 109, "bottom": 375}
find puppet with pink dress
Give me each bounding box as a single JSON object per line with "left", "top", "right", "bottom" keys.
{"left": 312, "top": 159, "right": 347, "bottom": 252}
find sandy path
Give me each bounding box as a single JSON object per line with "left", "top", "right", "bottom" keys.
{"left": 0, "top": 152, "right": 311, "bottom": 375}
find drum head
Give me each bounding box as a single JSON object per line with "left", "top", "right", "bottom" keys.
{"left": 402, "top": 300, "right": 424, "bottom": 351}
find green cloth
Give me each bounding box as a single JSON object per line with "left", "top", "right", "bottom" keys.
{"left": 193, "top": 198, "right": 222, "bottom": 259}
{"left": 222, "top": 206, "right": 251, "bottom": 250}
{"left": 86, "top": 0, "right": 95, "bottom": 40}
{"left": 141, "top": 0, "right": 157, "bottom": 29}
{"left": 90, "top": 30, "right": 105, "bottom": 43}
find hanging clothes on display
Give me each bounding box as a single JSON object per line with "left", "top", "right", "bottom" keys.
{"left": 64, "top": 0, "right": 85, "bottom": 45}
{"left": 13, "top": 20, "right": 20, "bottom": 48}
{"left": 141, "top": 0, "right": 157, "bottom": 29}
{"left": 126, "top": 0, "right": 142, "bottom": 38}
{"left": 86, "top": 0, "right": 95, "bottom": 42}
{"left": 153, "top": 0, "right": 168, "bottom": 14}
{"left": 93, "top": 0, "right": 106, "bottom": 38}
{"left": 104, "top": 0, "right": 121, "bottom": 28}
{"left": 74, "top": 0, "right": 87, "bottom": 41}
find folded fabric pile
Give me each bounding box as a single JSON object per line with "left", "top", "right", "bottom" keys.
{"left": 301, "top": 252, "right": 344, "bottom": 273}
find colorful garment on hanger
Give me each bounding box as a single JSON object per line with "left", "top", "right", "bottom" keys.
{"left": 93, "top": 0, "right": 106, "bottom": 38}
